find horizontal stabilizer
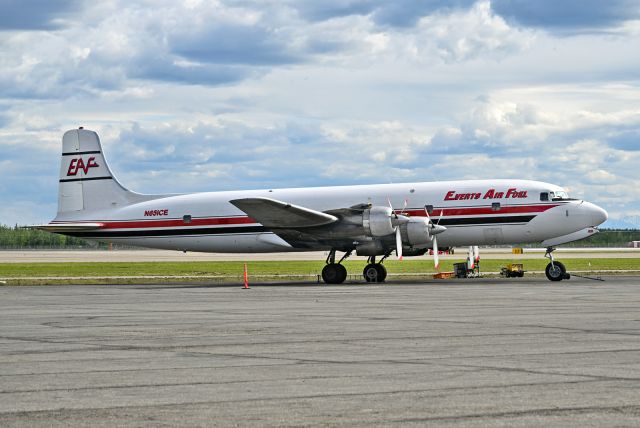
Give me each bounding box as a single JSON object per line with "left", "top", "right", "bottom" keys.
{"left": 25, "top": 223, "right": 104, "bottom": 232}
{"left": 230, "top": 198, "right": 337, "bottom": 228}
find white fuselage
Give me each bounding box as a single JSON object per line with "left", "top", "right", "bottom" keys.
{"left": 54, "top": 179, "right": 607, "bottom": 253}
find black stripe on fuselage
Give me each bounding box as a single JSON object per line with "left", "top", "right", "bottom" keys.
{"left": 59, "top": 176, "right": 113, "bottom": 183}
{"left": 62, "top": 151, "right": 102, "bottom": 156}
{"left": 438, "top": 215, "right": 535, "bottom": 226}
{"left": 62, "top": 215, "right": 536, "bottom": 238}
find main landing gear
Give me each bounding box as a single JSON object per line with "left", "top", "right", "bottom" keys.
{"left": 321, "top": 250, "right": 349, "bottom": 284}
{"left": 363, "top": 255, "right": 388, "bottom": 283}
{"left": 544, "top": 247, "right": 571, "bottom": 281}
{"left": 321, "top": 250, "right": 390, "bottom": 284}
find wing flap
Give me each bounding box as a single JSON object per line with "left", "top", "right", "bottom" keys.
{"left": 229, "top": 198, "right": 337, "bottom": 228}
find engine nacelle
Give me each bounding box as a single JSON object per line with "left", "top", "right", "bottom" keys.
{"left": 402, "top": 217, "right": 431, "bottom": 246}
{"left": 363, "top": 206, "right": 395, "bottom": 237}
{"left": 355, "top": 240, "right": 385, "bottom": 256}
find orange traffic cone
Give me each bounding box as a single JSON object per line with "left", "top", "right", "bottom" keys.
{"left": 242, "top": 263, "right": 250, "bottom": 289}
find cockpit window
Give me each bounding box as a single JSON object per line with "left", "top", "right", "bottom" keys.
{"left": 540, "top": 192, "right": 549, "bottom": 201}
{"left": 550, "top": 190, "right": 570, "bottom": 201}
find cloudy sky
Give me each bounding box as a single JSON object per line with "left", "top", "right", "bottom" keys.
{"left": 1, "top": 0, "right": 639, "bottom": 227}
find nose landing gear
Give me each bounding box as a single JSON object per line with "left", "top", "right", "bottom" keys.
{"left": 544, "top": 247, "right": 570, "bottom": 281}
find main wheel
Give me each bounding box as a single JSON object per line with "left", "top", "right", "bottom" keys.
{"left": 545, "top": 261, "right": 566, "bottom": 281}
{"left": 363, "top": 263, "right": 387, "bottom": 283}
{"left": 363, "top": 264, "right": 378, "bottom": 282}
{"left": 335, "top": 264, "right": 347, "bottom": 283}
{"left": 322, "top": 264, "right": 347, "bottom": 284}
{"left": 375, "top": 264, "right": 387, "bottom": 282}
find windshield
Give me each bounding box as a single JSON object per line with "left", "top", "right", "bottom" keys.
{"left": 550, "top": 190, "right": 570, "bottom": 201}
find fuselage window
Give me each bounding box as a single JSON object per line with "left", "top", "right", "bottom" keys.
{"left": 425, "top": 204, "right": 434, "bottom": 214}
{"left": 491, "top": 202, "right": 501, "bottom": 211}
{"left": 540, "top": 192, "right": 549, "bottom": 201}
{"left": 183, "top": 215, "right": 192, "bottom": 224}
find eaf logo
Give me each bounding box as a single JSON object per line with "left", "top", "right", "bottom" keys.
{"left": 67, "top": 157, "right": 99, "bottom": 176}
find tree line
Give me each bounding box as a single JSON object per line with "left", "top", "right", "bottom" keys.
{"left": 0, "top": 225, "right": 104, "bottom": 249}
{"left": 1, "top": 224, "right": 639, "bottom": 249}
{"left": 560, "top": 228, "right": 640, "bottom": 247}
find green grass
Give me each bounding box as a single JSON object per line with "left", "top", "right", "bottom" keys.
{"left": 2, "top": 258, "right": 640, "bottom": 280}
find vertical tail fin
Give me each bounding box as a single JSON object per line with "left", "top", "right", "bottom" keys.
{"left": 57, "top": 128, "right": 154, "bottom": 215}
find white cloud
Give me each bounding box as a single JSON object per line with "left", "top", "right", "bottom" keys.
{"left": 411, "top": 1, "right": 535, "bottom": 62}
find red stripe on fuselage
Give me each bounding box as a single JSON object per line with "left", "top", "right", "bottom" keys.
{"left": 52, "top": 203, "right": 560, "bottom": 230}
{"left": 97, "top": 217, "right": 257, "bottom": 229}
{"left": 406, "top": 204, "right": 559, "bottom": 217}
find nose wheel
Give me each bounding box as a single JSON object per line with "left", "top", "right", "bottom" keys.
{"left": 544, "top": 247, "right": 570, "bottom": 281}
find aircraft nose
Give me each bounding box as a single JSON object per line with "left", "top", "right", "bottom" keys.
{"left": 587, "top": 202, "right": 608, "bottom": 226}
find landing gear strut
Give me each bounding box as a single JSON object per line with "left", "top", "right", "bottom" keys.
{"left": 321, "top": 249, "right": 350, "bottom": 284}
{"left": 544, "top": 247, "right": 570, "bottom": 281}
{"left": 362, "top": 254, "right": 389, "bottom": 283}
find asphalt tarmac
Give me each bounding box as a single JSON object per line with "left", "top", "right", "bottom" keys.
{"left": 1, "top": 277, "right": 640, "bottom": 427}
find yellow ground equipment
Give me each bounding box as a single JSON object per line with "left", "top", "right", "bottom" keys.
{"left": 501, "top": 263, "right": 525, "bottom": 278}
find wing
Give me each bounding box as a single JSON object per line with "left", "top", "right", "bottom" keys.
{"left": 229, "top": 197, "right": 338, "bottom": 228}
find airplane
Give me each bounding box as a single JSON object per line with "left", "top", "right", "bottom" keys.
{"left": 33, "top": 128, "right": 608, "bottom": 283}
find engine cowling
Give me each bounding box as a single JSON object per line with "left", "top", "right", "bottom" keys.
{"left": 363, "top": 206, "right": 395, "bottom": 237}
{"left": 355, "top": 240, "right": 385, "bottom": 256}
{"left": 401, "top": 217, "right": 431, "bottom": 246}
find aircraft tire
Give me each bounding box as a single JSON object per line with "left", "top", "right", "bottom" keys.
{"left": 363, "top": 264, "right": 378, "bottom": 282}
{"left": 323, "top": 264, "right": 347, "bottom": 284}
{"left": 363, "top": 264, "right": 387, "bottom": 283}
{"left": 545, "top": 261, "right": 566, "bottom": 282}
{"left": 336, "top": 264, "right": 347, "bottom": 284}
{"left": 375, "top": 264, "right": 387, "bottom": 282}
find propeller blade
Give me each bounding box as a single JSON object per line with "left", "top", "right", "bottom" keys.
{"left": 395, "top": 227, "right": 403, "bottom": 260}
{"left": 423, "top": 205, "right": 432, "bottom": 220}
{"left": 436, "top": 209, "right": 444, "bottom": 226}
{"left": 400, "top": 198, "right": 408, "bottom": 215}
{"left": 473, "top": 245, "right": 480, "bottom": 263}
{"left": 433, "top": 236, "right": 439, "bottom": 271}
{"left": 387, "top": 197, "right": 398, "bottom": 218}
{"left": 467, "top": 246, "right": 474, "bottom": 270}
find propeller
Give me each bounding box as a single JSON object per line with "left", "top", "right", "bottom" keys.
{"left": 395, "top": 227, "right": 403, "bottom": 261}
{"left": 424, "top": 206, "right": 446, "bottom": 271}
{"left": 388, "top": 197, "right": 410, "bottom": 260}
{"left": 432, "top": 230, "right": 439, "bottom": 270}
{"left": 399, "top": 198, "right": 409, "bottom": 216}
{"left": 387, "top": 197, "right": 409, "bottom": 218}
